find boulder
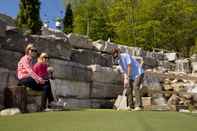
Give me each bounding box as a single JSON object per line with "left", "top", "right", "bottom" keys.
{"left": 91, "top": 99, "right": 113, "bottom": 109}
{"left": 50, "top": 79, "right": 90, "bottom": 99}
{"left": 0, "top": 20, "right": 6, "bottom": 37}
{"left": 0, "top": 49, "right": 22, "bottom": 70}
{"left": 71, "top": 49, "right": 113, "bottom": 67}
{"left": 143, "top": 56, "right": 158, "bottom": 69}
{"left": 1, "top": 34, "right": 71, "bottom": 60}
{"left": 167, "top": 94, "right": 180, "bottom": 111}
{"left": 190, "top": 54, "right": 197, "bottom": 62}
{"left": 143, "top": 73, "right": 162, "bottom": 92}
{"left": 171, "top": 83, "right": 186, "bottom": 92}
{"left": 27, "top": 96, "right": 42, "bottom": 113}
{"left": 67, "top": 33, "right": 94, "bottom": 49}
{"left": 151, "top": 94, "right": 167, "bottom": 106}
{"left": 163, "top": 84, "right": 173, "bottom": 91}
{"left": 0, "top": 68, "right": 9, "bottom": 105}
{"left": 60, "top": 98, "right": 113, "bottom": 109}
{"left": 49, "top": 59, "right": 92, "bottom": 82}
{"left": 0, "top": 108, "right": 21, "bottom": 116}
{"left": 175, "top": 59, "right": 191, "bottom": 73}
{"left": 92, "top": 40, "right": 105, "bottom": 51}
{"left": 165, "top": 53, "right": 177, "bottom": 62}
{"left": 158, "top": 61, "right": 176, "bottom": 71}
{"left": 60, "top": 98, "right": 92, "bottom": 108}
{"left": 7, "top": 71, "right": 18, "bottom": 89}
{"left": 29, "top": 35, "right": 71, "bottom": 60}
{"left": 191, "top": 62, "right": 197, "bottom": 73}
{"left": 41, "top": 27, "right": 66, "bottom": 38}
{"left": 128, "top": 47, "right": 142, "bottom": 56}
{"left": 102, "top": 42, "right": 118, "bottom": 54}
{"left": 0, "top": 13, "right": 15, "bottom": 26}
{"left": 90, "top": 81, "right": 123, "bottom": 98}
{"left": 88, "top": 65, "right": 122, "bottom": 83}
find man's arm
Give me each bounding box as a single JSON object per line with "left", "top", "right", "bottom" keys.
{"left": 127, "top": 64, "right": 131, "bottom": 79}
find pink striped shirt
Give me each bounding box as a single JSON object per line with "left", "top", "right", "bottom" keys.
{"left": 17, "top": 55, "right": 43, "bottom": 84}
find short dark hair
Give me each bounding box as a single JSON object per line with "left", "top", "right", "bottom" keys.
{"left": 112, "top": 48, "right": 119, "bottom": 55}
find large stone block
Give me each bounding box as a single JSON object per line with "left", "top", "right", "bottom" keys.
{"left": 143, "top": 56, "right": 158, "bottom": 69}
{"left": 29, "top": 35, "right": 71, "bottom": 60}
{"left": 67, "top": 33, "right": 94, "bottom": 49}
{"left": 49, "top": 59, "right": 92, "bottom": 82}
{"left": 0, "top": 68, "right": 9, "bottom": 105}
{"left": 61, "top": 98, "right": 92, "bottom": 108}
{"left": 71, "top": 49, "right": 113, "bottom": 67}
{"left": 41, "top": 27, "right": 66, "bottom": 38}
{"left": 1, "top": 30, "right": 26, "bottom": 53}
{"left": 88, "top": 65, "right": 121, "bottom": 83}
{"left": 1, "top": 34, "right": 71, "bottom": 60}
{"left": 7, "top": 71, "right": 18, "bottom": 89}
{"left": 92, "top": 40, "right": 105, "bottom": 51}
{"left": 165, "top": 53, "right": 177, "bottom": 62}
{"left": 0, "top": 49, "right": 22, "bottom": 70}
{"left": 90, "top": 82, "right": 123, "bottom": 99}
{"left": 158, "top": 61, "right": 176, "bottom": 71}
{"left": 0, "top": 20, "right": 6, "bottom": 37}
{"left": 191, "top": 62, "right": 197, "bottom": 73}
{"left": 60, "top": 98, "right": 113, "bottom": 109}
{"left": 143, "top": 72, "right": 162, "bottom": 92}
{"left": 93, "top": 40, "right": 118, "bottom": 54}
{"left": 144, "top": 51, "right": 164, "bottom": 61}
{"left": 91, "top": 99, "right": 113, "bottom": 109}
{"left": 102, "top": 42, "right": 118, "bottom": 54}
{"left": 128, "top": 47, "right": 143, "bottom": 57}
{"left": 175, "top": 59, "right": 191, "bottom": 73}
{"left": 0, "top": 13, "right": 16, "bottom": 26}
{"left": 50, "top": 79, "right": 90, "bottom": 99}
{"left": 27, "top": 96, "right": 42, "bottom": 113}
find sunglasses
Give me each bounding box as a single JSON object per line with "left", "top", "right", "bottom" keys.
{"left": 43, "top": 56, "right": 49, "bottom": 59}
{"left": 30, "top": 49, "right": 37, "bottom": 52}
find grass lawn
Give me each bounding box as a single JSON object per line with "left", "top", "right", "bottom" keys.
{"left": 0, "top": 109, "right": 197, "bottom": 131}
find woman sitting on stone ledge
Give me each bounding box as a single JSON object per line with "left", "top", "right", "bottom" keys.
{"left": 17, "top": 44, "right": 55, "bottom": 111}
{"left": 33, "top": 52, "right": 56, "bottom": 108}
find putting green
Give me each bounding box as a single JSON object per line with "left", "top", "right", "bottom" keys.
{"left": 0, "top": 109, "right": 197, "bottom": 131}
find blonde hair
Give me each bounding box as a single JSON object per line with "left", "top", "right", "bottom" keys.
{"left": 25, "top": 44, "right": 36, "bottom": 54}
{"left": 39, "top": 53, "right": 48, "bottom": 58}
{"left": 37, "top": 52, "right": 48, "bottom": 63}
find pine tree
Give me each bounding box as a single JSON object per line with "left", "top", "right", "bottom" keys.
{"left": 16, "top": 0, "right": 42, "bottom": 34}
{"left": 63, "top": 3, "right": 73, "bottom": 34}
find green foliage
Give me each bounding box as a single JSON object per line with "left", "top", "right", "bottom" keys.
{"left": 69, "top": 0, "right": 197, "bottom": 56}
{"left": 16, "top": 0, "right": 42, "bottom": 34}
{"left": 73, "top": 0, "right": 113, "bottom": 41}
{"left": 63, "top": 3, "right": 73, "bottom": 34}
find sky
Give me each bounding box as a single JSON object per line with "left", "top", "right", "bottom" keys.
{"left": 0, "top": 0, "right": 65, "bottom": 28}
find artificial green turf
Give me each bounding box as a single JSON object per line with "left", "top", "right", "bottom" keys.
{"left": 0, "top": 109, "right": 197, "bottom": 131}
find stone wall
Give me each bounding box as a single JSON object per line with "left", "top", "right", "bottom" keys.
{"left": 1, "top": 16, "right": 197, "bottom": 112}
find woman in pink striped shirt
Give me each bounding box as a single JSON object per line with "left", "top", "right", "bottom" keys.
{"left": 17, "top": 44, "right": 54, "bottom": 111}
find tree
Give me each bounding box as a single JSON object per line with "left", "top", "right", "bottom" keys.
{"left": 73, "top": 0, "right": 112, "bottom": 40}
{"left": 70, "top": 0, "right": 197, "bottom": 56}
{"left": 63, "top": 3, "right": 73, "bottom": 33}
{"left": 152, "top": 0, "right": 197, "bottom": 56}
{"left": 16, "top": 0, "right": 42, "bottom": 34}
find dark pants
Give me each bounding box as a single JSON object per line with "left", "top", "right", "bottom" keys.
{"left": 19, "top": 77, "right": 54, "bottom": 110}
{"left": 127, "top": 74, "right": 144, "bottom": 108}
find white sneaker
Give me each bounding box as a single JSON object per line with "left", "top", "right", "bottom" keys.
{"left": 49, "top": 100, "right": 67, "bottom": 108}
{"left": 134, "top": 107, "right": 142, "bottom": 111}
